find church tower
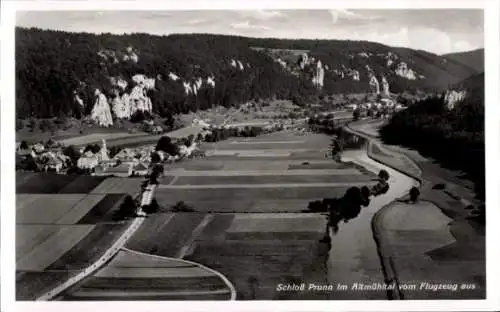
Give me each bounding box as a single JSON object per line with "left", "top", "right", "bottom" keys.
{"left": 101, "top": 139, "right": 109, "bottom": 161}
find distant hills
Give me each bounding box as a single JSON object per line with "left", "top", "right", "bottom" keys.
{"left": 16, "top": 27, "right": 481, "bottom": 120}
{"left": 442, "top": 48, "right": 484, "bottom": 74}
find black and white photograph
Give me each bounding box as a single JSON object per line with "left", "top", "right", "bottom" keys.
{"left": 2, "top": 1, "right": 500, "bottom": 311}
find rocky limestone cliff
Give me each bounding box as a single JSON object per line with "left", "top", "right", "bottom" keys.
{"left": 276, "top": 58, "right": 287, "bottom": 68}
{"left": 369, "top": 74, "right": 380, "bottom": 94}
{"left": 312, "top": 60, "right": 325, "bottom": 88}
{"left": 385, "top": 52, "right": 398, "bottom": 67}
{"left": 97, "top": 46, "right": 139, "bottom": 64}
{"left": 169, "top": 72, "right": 180, "bottom": 81}
{"left": 132, "top": 74, "right": 155, "bottom": 90}
{"left": 91, "top": 89, "right": 113, "bottom": 127}
{"left": 395, "top": 62, "right": 417, "bottom": 80}
{"left": 74, "top": 92, "right": 84, "bottom": 107}
{"left": 298, "top": 53, "right": 308, "bottom": 69}
{"left": 231, "top": 59, "right": 245, "bottom": 71}
{"left": 112, "top": 92, "right": 131, "bottom": 119}
{"left": 381, "top": 76, "right": 390, "bottom": 96}
{"left": 110, "top": 77, "right": 128, "bottom": 90}
{"left": 206, "top": 76, "right": 215, "bottom": 87}
{"left": 444, "top": 90, "right": 467, "bottom": 110}
{"left": 352, "top": 70, "right": 360, "bottom": 81}
{"left": 122, "top": 46, "right": 139, "bottom": 63}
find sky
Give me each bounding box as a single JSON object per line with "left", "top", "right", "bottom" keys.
{"left": 16, "top": 9, "right": 484, "bottom": 55}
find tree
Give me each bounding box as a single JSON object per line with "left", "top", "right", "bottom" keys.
{"left": 187, "top": 134, "right": 195, "bottom": 146}
{"left": 130, "top": 111, "right": 149, "bottom": 123}
{"left": 409, "top": 187, "right": 420, "bottom": 202}
{"left": 155, "top": 136, "right": 179, "bottom": 155}
{"left": 378, "top": 169, "right": 389, "bottom": 182}
{"left": 307, "top": 200, "right": 327, "bottom": 212}
{"left": 18, "top": 155, "right": 38, "bottom": 171}
{"left": 171, "top": 201, "right": 195, "bottom": 212}
{"left": 114, "top": 195, "right": 137, "bottom": 220}
{"left": 84, "top": 143, "right": 100, "bottom": 154}
{"left": 142, "top": 198, "right": 160, "bottom": 214}
{"left": 39, "top": 119, "right": 55, "bottom": 132}
{"left": 108, "top": 145, "right": 122, "bottom": 158}
{"left": 151, "top": 151, "right": 161, "bottom": 163}
{"left": 16, "top": 119, "right": 24, "bottom": 131}
{"left": 353, "top": 109, "right": 360, "bottom": 121}
{"left": 197, "top": 133, "right": 204, "bottom": 142}
{"left": 360, "top": 186, "right": 371, "bottom": 207}
{"left": 27, "top": 118, "right": 37, "bottom": 132}
{"left": 63, "top": 145, "right": 81, "bottom": 164}
{"left": 20, "top": 140, "right": 29, "bottom": 150}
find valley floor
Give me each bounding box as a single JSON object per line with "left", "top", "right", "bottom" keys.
{"left": 348, "top": 120, "right": 486, "bottom": 299}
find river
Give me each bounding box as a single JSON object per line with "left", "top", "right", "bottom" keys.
{"left": 325, "top": 146, "right": 419, "bottom": 299}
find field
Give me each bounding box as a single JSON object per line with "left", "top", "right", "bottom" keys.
{"left": 16, "top": 173, "right": 108, "bottom": 194}
{"left": 119, "top": 131, "right": 378, "bottom": 299}
{"left": 377, "top": 201, "right": 485, "bottom": 299}
{"left": 90, "top": 177, "right": 143, "bottom": 195}
{"left": 61, "top": 249, "right": 233, "bottom": 300}
{"left": 18, "top": 130, "right": 379, "bottom": 300}
{"left": 126, "top": 212, "right": 331, "bottom": 300}
{"left": 15, "top": 174, "right": 137, "bottom": 300}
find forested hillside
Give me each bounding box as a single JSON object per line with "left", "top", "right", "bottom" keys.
{"left": 16, "top": 27, "right": 478, "bottom": 120}
{"left": 443, "top": 48, "right": 484, "bottom": 74}
{"left": 380, "top": 73, "right": 484, "bottom": 200}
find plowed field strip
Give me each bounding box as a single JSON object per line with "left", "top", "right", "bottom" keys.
{"left": 17, "top": 225, "right": 95, "bottom": 271}
{"left": 173, "top": 175, "right": 372, "bottom": 186}
{"left": 155, "top": 187, "right": 354, "bottom": 202}
{"left": 164, "top": 169, "right": 361, "bottom": 176}
{"left": 55, "top": 194, "right": 106, "bottom": 224}
{"left": 94, "top": 266, "right": 216, "bottom": 279}
{"left": 47, "top": 223, "right": 129, "bottom": 270}
{"left": 126, "top": 213, "right": 206, "bottom": 257}
{"left": 58, "top": 176, "right": 108, "bottom": 194}
{"left": 17, "top": 195, "right": 87, "bottom": 224}
{"left": 76, "top": 194, "right": 126, "bottom": 224}
{"left": 16, "top": 174, "right": 80, "bottom": 194}
{"left": 16, "top": 225, "right": 61, "bottom": 261}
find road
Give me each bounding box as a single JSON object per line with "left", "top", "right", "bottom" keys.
{"left": 325, "top": 134, "right": 419, "bottom": 299}
{"left": 36, "top": 187, "right": 157, "bottom": 301}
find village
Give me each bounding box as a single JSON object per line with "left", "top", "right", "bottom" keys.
{"left": 14, "top": 116, "right": 298, "bottom": 178}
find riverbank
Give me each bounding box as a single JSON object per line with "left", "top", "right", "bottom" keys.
{"left": 347, "top": 121, "right": 486, "bottom": 299}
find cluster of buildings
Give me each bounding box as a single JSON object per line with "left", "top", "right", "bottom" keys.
{"left": 346, "top": 98, "right": 406, "bottom": 118}
{"left": 16, "top": 114, "right": 291, "bottom": 178}
{"left": 76, "top": 140, "right": 154, "bottom": 177}
{"left": 16, "top": 141, "right": 72, "bottom": 173}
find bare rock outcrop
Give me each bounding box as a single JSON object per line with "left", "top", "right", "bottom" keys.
{"left": 74, "top": 92, "right": 84, "bottom": 107}
{"left": 108, "top": 75, "right": 155, "bottom": 119}
{"left": 395, "top": 62, "right": 417, "bottom": 80}
{"left": 444, "top": 90, "right": 467, "bottom": 110}
{"left": 298, "top": 53, "right": 308, "bottom": 69}
{"left": 206, "top": 76, "right": 215, "bottom": 87}
{"left": 109, "top": 77, "right": 128, "bottom": 90}
{"left": 352, "top": 70, "right": 360, "bottom": 81}
{"left": 312, "top": 60, "right": 325, "bottom": 88}
{"left": 112, "top": 92, "right": 131, "bottom": 119}
{"left": 369, "top": 74, "right": 380, "bottom": 94}
{"left": 122, "top": 46, "right": 139, "bottom": 63}
{"left": 277, "top": 58, "right": 287, "bottom": 68}
{"left": 91, "top": 89, "right": 113, "bottom": 127}
{"left": 169, "top": 72, "right": 180, "bottom": 81}
{"left": 381, "top": 76, "right": 390, "bottom": 96}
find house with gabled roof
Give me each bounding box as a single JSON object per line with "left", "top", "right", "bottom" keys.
{"left": 132, "top": 162, "right": 149, "bottom": 176}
